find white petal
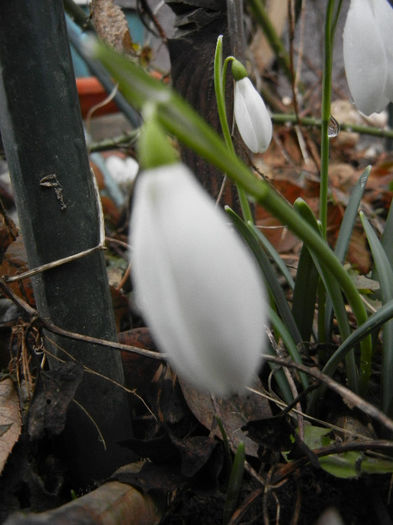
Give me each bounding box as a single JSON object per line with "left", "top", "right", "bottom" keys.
{"left": 343, "top": 0, "right": 388, "bottom": 115}
{"left": 130, "top": 163, "right": 266, "bottom": 396}
{"left": 373, "top": 0, "right": 393, "bottom": 102}
{"left": 234, "top": 78, "right": 272, "bottom": 154}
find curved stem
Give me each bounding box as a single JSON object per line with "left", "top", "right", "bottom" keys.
{"left": 214, "top": 36, "right": 253, "bottom": 223}
{"left": 214, "top": 36, "right": 233, "bottom": 152}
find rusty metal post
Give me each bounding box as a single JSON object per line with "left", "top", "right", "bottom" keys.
{"left": 0, "top": 0, "right": 133, "bottom": 485}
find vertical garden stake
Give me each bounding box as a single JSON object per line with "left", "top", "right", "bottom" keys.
{"left": 0, "top": 0, "right": 132, "bottom": 485}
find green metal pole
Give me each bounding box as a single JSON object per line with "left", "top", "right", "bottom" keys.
{"left": 0, "top": 1, "right": 132, "bottom": 485}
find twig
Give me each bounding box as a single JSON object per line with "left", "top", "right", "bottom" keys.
{"left": 266, "top": 327, "right": 305, "bottom": 438}
{"left": 0, "top": 278, "right": 163, "bottom": 361}
{"left": 86, "top": 114, "right": 393, "bottom": 155}
{"left": 272, "top": 439, "right": 393, "bottom": 485}
{"left": 44, "top": 335, "right": 158, "bottom": 419}
{"left": 73, "top": 398, "right": 107, "bottom": 450}
{"left": 88, "top": 131, "right": 139, "bottom": 152}
{"left": 138, "top": 0, "right": 167, "bottom": 42}
{"left": 287, "top": 0, "right": 300, "bottom": 121}
{"left": 272, "top": 113, "right": 393, "bottom": 139}
{"left": 3, "top": 245, "right": 104, "bottom": 283}
{"left": 262, "top": 354, "right": 393, "bottom": 434}
{"left": 86, "top": 83, "right": 119, "bottom": 136}
{"left": 63, "top": 0, "right": 94, "bottom": 32}
{"left": 42, "top": 318, "right": 163, "bottom": 361}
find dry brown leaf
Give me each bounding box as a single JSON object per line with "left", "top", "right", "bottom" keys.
{"left": 347, "top": 228, "right": 371, "bottom": 274}
{"left": 92, "top": 0, "right": 135, "bottom": 55}
{"left": 180, "top": 380, "right": 271, "bottom": 457}
{"left": 0, "top": 236, "right": 35, "bottom": 305}
{"left": 0, "top": 208, "right": 18, "bottom": 264}
{"left": 0, "top": 378, "right": 22, "bottom": 475}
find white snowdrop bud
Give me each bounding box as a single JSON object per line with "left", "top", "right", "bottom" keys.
{"left": 232, "top": 59, "right": 272, "bottom": 154}
{"left": 130, "top": 163, "right": 267, "bottom": 396}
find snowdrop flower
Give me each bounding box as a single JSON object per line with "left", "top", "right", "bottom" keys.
{"left": 105, "top": 156, "right": 139, "bottom": 190}
{"left": 130, "top": 163, "right": 267, "bottom": 396}
{"left": 232, "top": 59, "right": 272, "bottom": 154}
{"left": 343, "top": 0, "right": 393, "bottom": 115}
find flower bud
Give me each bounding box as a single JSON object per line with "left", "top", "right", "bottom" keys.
{"left": 234, "top": 76, "right": 272, "bottom": 154}
{"left": 343, "top": 0, "right": 393, "bottom": 115}
{"left": 130, "top": 163, "right": 266, "bottom": 396}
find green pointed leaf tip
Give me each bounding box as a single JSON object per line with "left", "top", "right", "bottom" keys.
{"left": 231, "top": 59, "right": 248, "bottom": 81}
{"left": 138, "top": 118, "right": 178, "bottom": 169}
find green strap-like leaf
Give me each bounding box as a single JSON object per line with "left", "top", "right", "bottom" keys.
{"left": 323, "top": 299, "right": 393, "bottom": 378}
{"left": 250, "top": 224, "right": 295, "bottom": 290}
{"left": 294, "top": 199, "right": 359, "bottom": 392}
{"left": 325, "top": 166, "right": 371, "bottom": 333}
{"left": 226, "top": 207, "right": 304, "bottom": 350}
{"left": 361, "top": 212, "right": 393, "bottom": 414}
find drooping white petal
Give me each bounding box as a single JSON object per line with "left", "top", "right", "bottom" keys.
{"left": 234, "top": 78, "right": 272, "bottom": 154}
{"left": 130, "top": 163, "right": 266, "bottom": 396}
{"left": 343, "top": 0, "right": 388, "bottom": 115}
{"left": 373, "top": 0, "right": 393, "bottom": 102}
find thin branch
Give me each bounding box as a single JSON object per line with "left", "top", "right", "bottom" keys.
{"left": 272, "top": 113, "right": 393, "bottom": 139}
{"left": 0, "top": 278, "right": 162, "bottom": 361}
{"left": 262, "top": 354, "right": 393, "bottom": 434}
{"left": 3, "top": 245, "right": 104, "bottom": 283}
{"left": 87, "top": 115, "right": 393, "bottom": 155}
{"left": 88, "top": 130, "right": 139, "bottom": 153}
{"left": 44, "top": 336, "right": 158, "bottom": 419}
{"left": 73, "top": 398, "right": 107, "bottom": 450}
{"left": 272, "top": 439, "right": 393, "bottom": 484}
{"left": 42, "top": 318, "right": 163, "bottom": 361}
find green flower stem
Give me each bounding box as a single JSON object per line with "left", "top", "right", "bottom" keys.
{"left": 331, "top": 0, "right": 344, "bottom": 39}
{"left": 214, "top": 36, "right": 233, "bottom": 151}
{"left": 214, "top": 35, "right": 253, "bottom": 223}
{"left": 92, "top": 40, "right": 372, "bottom": 387}
{"left": 272, "top": 113, "right": 393, "bottom": 139}
{"left": 320, "top": 0, "right": 336, "bottom": 239}
{"left": 223, "top": 442, "right": 245, "bottom": 525}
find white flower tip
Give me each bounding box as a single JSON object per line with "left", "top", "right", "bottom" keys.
{"left": 234, "top": 78, "right": 272, "bottom": 154}
{"left": 343, "top": 0, "right": 393, "bottom": 115}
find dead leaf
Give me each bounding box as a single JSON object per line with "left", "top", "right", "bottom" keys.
{"left": 113, "top": 461, "right": 184, "bottom": 495}
{"left": 347, "top": 228, "right": 371, "bottom": 274}
{"left": 0, "top": 208, "right": 18, "bottom": 264}
{"left": 255, "top": 214, "right": 300, "bottom": 253}
{"left": 171, "top": 434, "right": 221, "bottom": 479}
{"left": 0, "top": 378, "right": 22, "bottom": 475}
{"left": 28, "top": 362, "right": 84, "bottom": 440}
{"left": 92, "top": 0, "right": 137, "bottom": 56}
{"left": 180, "top": 380, "right": 272, "bottom": 458}
{"left": 123, "top": 431, "right": 222, "bottom": 481}
{"left": 0, "top": 236, "right": 35, "bottom": 306}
